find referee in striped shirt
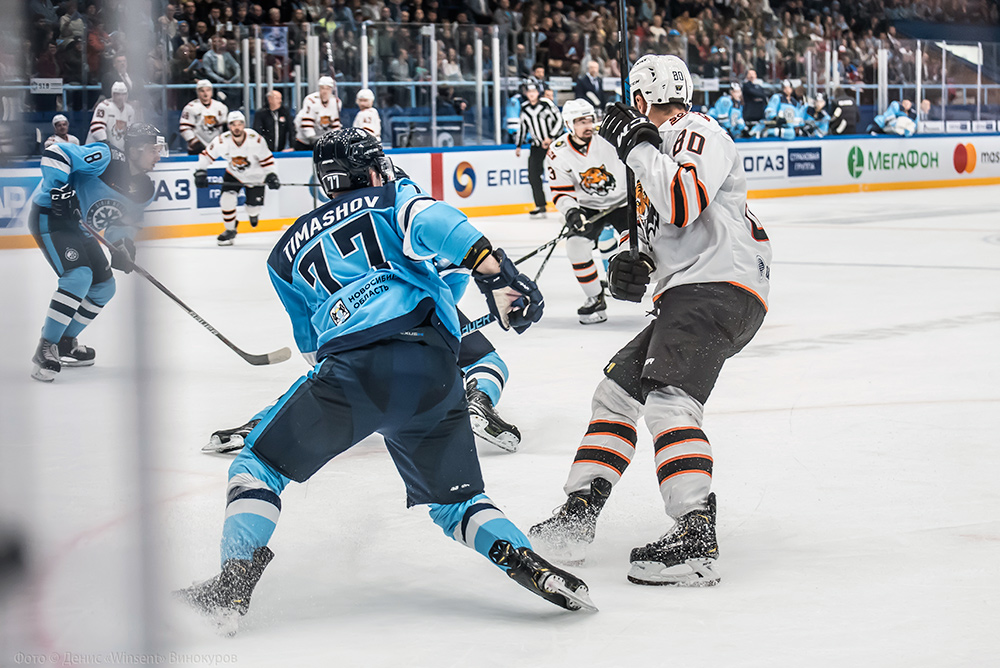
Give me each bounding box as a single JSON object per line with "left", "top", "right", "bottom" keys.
{"left": 515, "top": 81, "right": 563, "bottom": 216}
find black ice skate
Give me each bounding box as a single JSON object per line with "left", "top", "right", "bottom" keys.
{"left": 528, "top": 206, "right": 546, "bottom": 217}
{"left": 577, "top": 290, "right": 608, "bottom": 325}
{"left": 30, "top": 338, "right": 61, "bottom": 382}
{"left": 217, "top": 228, "right": 238, "bottom": 246}
{"left": 58, "top": 336, "right": 95, "bottom": 367}
{"left": 466, "top": 379, "right": 521, "bottom": 452}
{"left": 528, "top": 477, "right": 612, "bottom": 565}
{"left": 249, "top": 215, "right": 259, "bottom": 228}
{"left": 175, "top": 546, "right": 274, "bottom": 632}
{"left": 628, "top": 493, "right": 720, "bottom": 587}
{"left": 203, "top": 418, "right": 261, "bottom": 454}
{"left": 488, "top": 540, "right": 597, "bottom": 612}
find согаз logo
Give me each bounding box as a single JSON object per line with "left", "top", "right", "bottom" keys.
{"left": 953, "top": 143, "right": 976, "bottom": 173}
{"left": 453, "top": 161, "right": 476, "bottom": 198}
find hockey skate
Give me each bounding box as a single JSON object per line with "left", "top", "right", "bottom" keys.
{"left": 217, "top": 228, "right": 237, "bottom": 246}
{"left": 466, "top": 379, "right": 521, "bottom": 452}
{"left": 175, "top": 546, "right": 273, "bottom": 633}
{"left": 628, "top": 493, "right": 720, "bottom": 587}
{"left": 203, "top": 418, "right": 261, "bottom": 454}
{"left": 30, "top": 338, "right": 61, "bottom": 382}
{"left": 529, "top": 478, "right": 612, "bottom": 565}
{"left": 58, "top": 336, "right": 95, "bottom": 367}
{"left": 529, "top": 206, "right": 546, "bottom": 218}
{"left": 488, "top": 540, "right": 597, "bottom": 612}
{"left": 249, "top": 215, "right": 258, "bottom": 228}
{"left": 577, "top": 291, "right": 608, "bottom": 325}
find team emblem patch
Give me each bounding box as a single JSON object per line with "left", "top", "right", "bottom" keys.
{"left": 579, "top": 165, "right": 616, "bottom": 196}
{"left": 757, "top": 255, "right": 769, "bottom": 281}
{"left": 319, "top": 116, "right": 333, "bottom": 128}
{"left": 230, "top": 156, "right": 250, "bottom": 171}
{"left": 203, "top": 115, "right": 217, "bottom": 127}
{"left": 86, "top": 198, "right": 125, "bottom": 231}
{"left": 330, "top": 299, "right": 350, "bottom": 325}
{"left": 64, "top": 248, "right": 79, "bottom": 261}
{"left": 113, "top": 119, "right": 127, "bottom": 138}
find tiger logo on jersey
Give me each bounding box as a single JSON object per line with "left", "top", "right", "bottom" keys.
{"left": 113, "top": 119, "right": 128, "bottom": 138}
{"left": 635, "top": 180, "right": 659, "bottom": 238}
{"left": 319, "top": 116, "right": 333, "bottom": 129}
{"left": 203, "top": 115, "right": 218, "bottom": 128}
{"left": 579, "top": 165, "right": 616, "bottom": 197}
{"left": 230, "top": 155, "right": 250, "bottom": 172}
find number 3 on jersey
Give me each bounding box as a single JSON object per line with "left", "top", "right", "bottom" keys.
{"left": 297, "top": 212, "right": 392, "bottom": 295}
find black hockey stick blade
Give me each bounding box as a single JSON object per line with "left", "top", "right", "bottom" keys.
{"left": 80, "top": 221, "right": 292, "bottom": 366}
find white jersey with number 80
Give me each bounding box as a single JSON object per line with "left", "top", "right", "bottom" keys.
{"left": 625, "top": 110, "right": 772, "bottom": 308}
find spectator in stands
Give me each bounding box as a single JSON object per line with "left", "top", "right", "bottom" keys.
{"left": 170, "top": 43, "right": 201, "bottom": 86}
{"left": 59, "top": 0, "right": 86, "bottom": 43}
{"left": 200, "top": 33, "right": 241, "bottom": 85}
{"left": 102, "top": 54, "right": 136, "bottom": 99}
{"left": 172, "top": 19, "right": 194, "bottom": 54}
{"left": 180, "top": 1, "right": 199, "bottom": 30}
{"left": 389, "top": 49, "right": 411, "bottom": 81}
{"left": 191, "top": 21, "right": 212, "bottom": 54}
{"left": 44, "top": 114, "right": 80, "bottom": 148}
{"left": 254, "top": 90, "right": 292, "bottom": 151}
{"left": 574, "top": 60, "right": 604, "bottom": 108}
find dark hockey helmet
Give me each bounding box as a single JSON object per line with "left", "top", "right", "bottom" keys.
{"left": 314, "top": 128, "right": 394, "bottom": 196}
{"left": 124, "top": 123, "right": 168, "bottom": 156}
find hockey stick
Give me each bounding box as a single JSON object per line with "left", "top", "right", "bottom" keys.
{"left": 616, "top": 0, "right": 638, "bottom": 261}
{"left": 461, "top": 222, "right": 572, "bottom": 337}
{"left": 80, "top": 221, "right": 292, "bottom": 366}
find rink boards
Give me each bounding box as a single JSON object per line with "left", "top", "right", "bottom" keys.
{"left": 2, "top": 133, "right": 1000, "bottom": 248}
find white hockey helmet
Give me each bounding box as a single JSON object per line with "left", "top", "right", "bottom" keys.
{"left": 196, "top": 79, "right": 213, "bottom": 91}
{"left": 561, "top": 98, "right": 596, "bottom": 132}
{"left": 356, "top": 88, "right": 375, "bottom": 103}
{"left": 318, "top": 75, "right": 335, "bottom": 90}
{"left": 52, "top": 114, "right": 68, "bottom": 126}
{"left": 111, "top": 81, "right": 128, "bottom": 95}
{"left": 628, "top": 55, "right": 692, "bottom": 109}
{"left": 227, "top": 110, "right": 246, "bottom": 125}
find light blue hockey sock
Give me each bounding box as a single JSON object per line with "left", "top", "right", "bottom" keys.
{"left": 41, "top": 267, "right": 92, "bottom": 343}
{"left": 220, "top": 448, "right": 291, "bottom": 564}
{"left": 63, "top": 277, "right": 115, "bottom": 339}
{"left": 597, "top": 225, "right": 618, "bottom": 274}
{"left": 462, "top": 351, "right": 508, "bottom": 406}
{"left": 428, "top": 494, "right": 531, "bottom": 568}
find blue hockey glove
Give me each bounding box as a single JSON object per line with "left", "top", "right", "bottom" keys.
{"left": 599, "top": 101, "right": 662, "bottom": 163}
{"left": 110, "top": 237, "right": 136, "bottom": 274}
{"left": 474, "top": 249, "right": 544, "bottom": 334}
{"left": 49, "top": 183, "right": 81, "bottom": 223}
{"left": 607, "top": 250, "right": 655, "bottom": 303}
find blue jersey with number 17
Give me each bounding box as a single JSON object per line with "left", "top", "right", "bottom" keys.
{"left": 266, "top": 177, "right": 483, "bottom": 359}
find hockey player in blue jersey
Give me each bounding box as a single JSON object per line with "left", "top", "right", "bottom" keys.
{"left": 707, "top": 83, "right": 746, "bottom": 138}
{"left": 867, "top": 99, "right": 917, "bottom": 136}
{"left": 28, "top": 123, "right": 166, "bottom": 382}
{"left": 752, "top": 79, "right": 804, "bottom": 139}
{"left": 177, "top": 128, "right": 595, "bottom": 624}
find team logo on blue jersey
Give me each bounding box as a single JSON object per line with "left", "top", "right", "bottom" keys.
{"left": 330, "top": 299, "right": 351, "bottom": 326}
{"left": 64, "top": 248, "right": 79, "bottom": 262}
{"left": 453, "top": 162, "right": 475, "bottom": 198}
{"left": 86, "top": 198, "right": 125, "bottom": 231}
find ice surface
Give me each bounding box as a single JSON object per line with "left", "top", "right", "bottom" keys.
{"left": 1, "top": 187, "right": 999, "bottom": 667}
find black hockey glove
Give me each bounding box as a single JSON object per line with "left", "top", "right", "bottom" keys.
{"left": 110, "top": 237, "right": 136, "bottom": 274}
{"left": 607, "top": 250, "right": 655, "bottom": 303}
{"left": 599, "top": 101, "right": 662, "bottom": 163}
{"left": 565, "top": 208, "right": 591, "bottom": 235}
{"left": 193, "top": 169, "right": 209, "bottom": 189}
{"left": 265, "top": 172, "right": 281, "bottom": 190}
{"left": 474, "top": 249, "right": 544, "bottom": 334}
{"left": 49, "top": 183, "right": 81, "bottom": 223}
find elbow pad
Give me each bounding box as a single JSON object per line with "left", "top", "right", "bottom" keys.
{"left": 461, "top": 236, "right": 493, "bottom": 271}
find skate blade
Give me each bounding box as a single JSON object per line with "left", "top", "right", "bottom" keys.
{"left": 201, "top": 434, "right": 246, "bottom": 454}
{"left": 578, "top": 311, "right": 608, "bottom": 325}
{"left": 627, "top": 558, "right": 720, "bottom": 587}
{"left": 60, "top": 358, "right": 95, "bottom": 367}
{"left": 30, "top": 365, "right": 57, "bottom": 382}
{"left": 217, "top": 239, "right": 235, "bottom": 246}
{"left": 470, "top": 415, "right": 519, "bottom": 453}
{"left": 543, "top": 575, "right": 598, "bottom": 612}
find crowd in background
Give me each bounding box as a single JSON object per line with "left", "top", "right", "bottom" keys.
{"left": 16, "top": 0, "right": 1000, "bottom": 119}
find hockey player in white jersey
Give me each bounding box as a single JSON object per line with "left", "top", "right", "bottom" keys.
{"left": 530, "top": 55, "right": 771, "bottom": 587}
{"left": 86, "top": 82, "right": 136, "bottom": 150}
{"left": 194, "top": 110, "right": 280, "bottom": 245}
{"left": 179, "top": 80, "right": 229, "bottom": 154}
{"left": 545, "top": 99, "right": 628, "bottom": 324}
{"left": 293, "top": 75, "right": 342, "bottom": 151}
{"left": 352, "top": 87, "right": 382, "bottom": 140}
{"left": 44, "top": 114, "right": 80, "bottom": 148}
